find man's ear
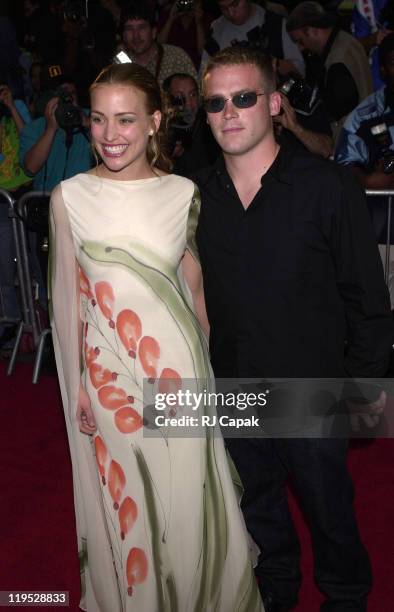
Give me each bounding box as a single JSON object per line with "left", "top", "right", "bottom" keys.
{"left": 269, "top": 91, "right": 282, "bottom": 117}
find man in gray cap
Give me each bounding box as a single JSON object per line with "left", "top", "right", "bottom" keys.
{"left": 287, "top": 1, "right": 372, "bottom": 140}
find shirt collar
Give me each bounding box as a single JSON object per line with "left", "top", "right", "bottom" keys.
{"left": 213, "top": 143, "right": 294, "bottom": 186}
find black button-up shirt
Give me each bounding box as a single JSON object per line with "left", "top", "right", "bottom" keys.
{"left": 194, "top": 144, "right": 393, "bottom": 378}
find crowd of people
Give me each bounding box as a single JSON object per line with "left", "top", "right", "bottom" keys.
{"left": 1, "top": 1, "right": 394, "bottom": 611}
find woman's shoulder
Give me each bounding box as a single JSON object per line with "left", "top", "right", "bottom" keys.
{"left": 164, "top": 172, "right": 197, "bottom": 194}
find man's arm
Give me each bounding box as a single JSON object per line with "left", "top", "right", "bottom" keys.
{"left": 274, "top": 95, "right": 333, "bottom": 158}
{"left": 331, "top": 168, "right": 393, "bottom": 377}
{"left": 21, "top": 98, "right": 59, "bottom": 176}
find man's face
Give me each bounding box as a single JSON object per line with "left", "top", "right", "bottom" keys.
{"left": 382, "top": 50, "right": 394, "bottom": 90}
{"left": 290, "top": 27, "right": 323, "bottom": 55}
{"left": 169, "top": 76, "right": 199, "bottom": 118}
{"left": 59, "top": 82, "right": 78, "bottom": 106}
{"left": 122, "top": 19, "right": 156, "bottom": 57}
{"left": 218, "top": 0, "right": 251, "bottom": 26}
{"left": 203, "top": 63, "right": 280, "bottom": 157}
{"left": 24, "top": 0, "right": 39, "bottom": 17}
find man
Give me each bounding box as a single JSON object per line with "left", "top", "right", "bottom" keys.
{"left": 20, "top": 67, "right": 91, "bottom": 191}
{"left": 287, "top": 1, "right": 372, "bottom": 140}
{"left": 163, "top": 72, "right": 220, "bottom": 175}
{"left": 120, "top": 2, "right": 198, "bottom": 86}
{"left": 194, "top": 45, "right": 392, "bottom": 611}
{"left": 335, "top": 33, "right": 394, "bottom": 305}
{"left": 200, "top": 0, "right": 304, "bottom": 76}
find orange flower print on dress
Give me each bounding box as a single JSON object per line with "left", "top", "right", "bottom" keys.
{"left": 89, "top": 363, "right": 113, "bottom": 389}
{"left": 79, "top": 267, "right": 93, "bottom": 299}
{"left": 116, "top": 309, "right": 142, "bottom": 358}
{"left": 158, "top": 368, "right": 182, "bottom": 394}
{"left": 114, "top": 407, "right": 143, "bottom": 434}
{"left": 98, "top": 385, "right": 129, "bottom": 410}
{"left": 85, "top": 343, "right": 98, "bottom": 368}
{"left": 108, "top": 460, "right": 126, "bottom": 509}
{"left": 126, "top": 547, "right": 148, "bottom": 596}
{"left": 95, "top": 281, "right": 115, "bottom": 328}
{"left": 138, "top": 336, "right": 160, "bottom": 382}
{"left": 94, "top": 436, "right": 108, "bottom": 484}
{"left": 119, "top": 497, "right": 138, "bottom": 540}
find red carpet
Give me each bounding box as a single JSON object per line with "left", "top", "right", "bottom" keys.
{"left": 1, "top": 361, "right": 394, "bottom": 611}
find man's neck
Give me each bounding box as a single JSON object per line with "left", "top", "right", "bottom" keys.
{"left": 224, "top": 136, "right": 280, "bottom": 185}
{"left": 319, "top": 27, "right": 335, "bottom": 56}
{"left": 131, "top": 42, "right": 156, "bottom": 67}
{"left": 223, "top": 136, "right": 280, "bottom": 208}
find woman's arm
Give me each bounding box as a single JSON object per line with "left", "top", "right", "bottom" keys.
{"left": 50, "top": 185, "right": 97, "bottom": 434}
{"left": 182, "top": 249, "right": 210, "bottom": 339}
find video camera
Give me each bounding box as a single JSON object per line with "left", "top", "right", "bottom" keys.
{"left": 357, "top": 113, "right": 394, "bottom": 174}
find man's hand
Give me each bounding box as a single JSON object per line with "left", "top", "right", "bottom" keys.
{"left": 274, "top": 94, "right": 298, "bottom": 132}
{"left": 77, "top": 383, "right": 97, "bottom": 434}
{"left": 348, "top": 390, "right": 386, "bottom": 432}
{"left": 44, "top": 97, "right": 60, "bottom": 132}
{"left": 0, "top": 85, "right": 14, "bottom": 109}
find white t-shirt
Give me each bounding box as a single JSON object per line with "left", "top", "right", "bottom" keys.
{"left": 200, "top": 3, "right": 304, "bottom": 75}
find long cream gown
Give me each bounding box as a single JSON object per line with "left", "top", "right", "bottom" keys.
{"left": 49, "top": 172, "right": 264, "bottom": 612}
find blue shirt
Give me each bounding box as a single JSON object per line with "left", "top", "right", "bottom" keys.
{"left": 335, "top": 87, "right": 393, "bottom": 168}
{"left": 19, "top": 116, "right": 93, "bottom": 191}
{"left": 351, "top": 0, "right": 389, "bottom": 90}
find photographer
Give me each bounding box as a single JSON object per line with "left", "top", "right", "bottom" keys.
{"left": 0, "top": 84, "right": 32, "bottom": 351}
{"left": 164, "top": 72, "right": 220, "bottom": 175}
{"left": 19, "top": 67, "right": 92, "bottom": 191}
{"left": 335, "top": 33, "right": 394, "bottom": 307}
{"left": 274, "top": 72, "right": 333, "bottom": 158}
{"left": 287, "top": 2, "right": 373, "bottom": 141}
{"left": 120, "top": 2, "right": 198, "bottom": 86}
{"left": 200, "top": 0, "right": 305, "bottom": 76}
{"left": 335, "top": 33, "right": 394, "bottom": 190}
{"left": 157, "top": 0, "right": 212, "bottom": 68}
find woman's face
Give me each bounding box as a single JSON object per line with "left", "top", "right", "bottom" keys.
{"left": 90, "top": 84, "right": 161, "bottom": 180}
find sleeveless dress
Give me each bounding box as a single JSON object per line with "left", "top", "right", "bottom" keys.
{"left": 49, "top": 172, "right": 264, "bottom": 612}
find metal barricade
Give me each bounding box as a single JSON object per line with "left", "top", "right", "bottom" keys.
{"left": 11, "top": 191, "right": 51, "bottom": 383}
{"left": 0, "top": 189, "right": 27, "bottom": 375}
{"left": 366, "top": 189, "right": 393, "bottom": 285}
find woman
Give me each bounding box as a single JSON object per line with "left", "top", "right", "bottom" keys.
{"left": 49, "top": 62, "right": 263, "bottom": 611}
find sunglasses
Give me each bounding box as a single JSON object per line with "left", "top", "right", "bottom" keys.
{"left": 203, "top": 91, "right": 265, "bottom": 113}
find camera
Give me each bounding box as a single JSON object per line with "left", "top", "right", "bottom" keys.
{"left": 64, "top": 0, "right": 88, "bottom": 23}
{"left": 370, "top": 122, "right": 394, "bottom": 174}
{"left": 36, "top": 87, "right": 82, "bottom": 129}
{"left": 167, "top": 93, "right": 195, "bottom": 151}
{"left": 358, "top": 113, "right": 394, "bottom": 174}
{"left": 279, "top": 75, "right": 320, "bottom": 116}
{"left": 176, "top": 0, "right": 194, "bottom": 13}
{"left": 55, "top": 87, "right": 82, "bottom": 129}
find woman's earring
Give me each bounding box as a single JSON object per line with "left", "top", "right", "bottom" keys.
{"left": 149, "top": 130, "right": 154, "bottom": 136}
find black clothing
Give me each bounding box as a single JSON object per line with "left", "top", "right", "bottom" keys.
{"left": 194, "top": 144, "right": 393, "bottom": 379}
{"left": 227, "top": 437, "right": 371, "bottom": 611}
{"left": 194, "top": 143, "right": 391, "bottom": 610}
{"left": 172, "top": 109, "right": 221, "bottom": 178}
{"left": 306, "top": 28, "right": 364, "bottom": 122}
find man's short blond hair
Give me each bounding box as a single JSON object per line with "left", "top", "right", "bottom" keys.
{"left": 202, "top": 46, "right": 276, "bottom": 94}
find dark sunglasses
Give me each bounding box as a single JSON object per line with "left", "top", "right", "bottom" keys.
{"left": 203, "top": 91, "right": 265, "bottom": 113}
